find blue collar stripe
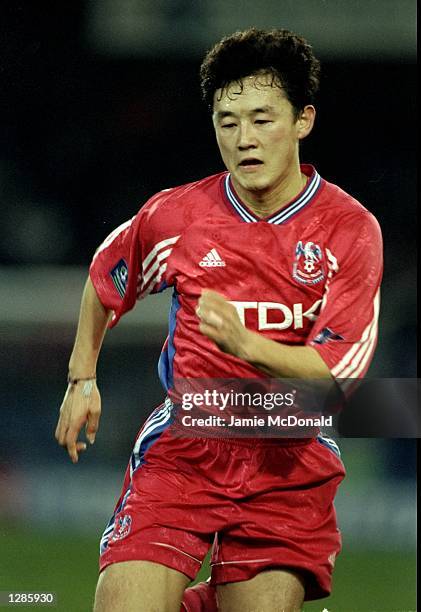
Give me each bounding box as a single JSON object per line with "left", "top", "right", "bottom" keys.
{"left": 224, "top": 174, "right": 256, "bottom": 223}
{"left": 225, "top": 170, "right": 320, "bottom": 224}
{"left": 268, "top": 171, "right": 321, "bottom": 224}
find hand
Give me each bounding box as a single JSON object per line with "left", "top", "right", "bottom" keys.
{"left": 196, "top": 289, "right": 251, "bottom": 360}
{"left": 55, "top": 380, "right": 101, "bottom": 463}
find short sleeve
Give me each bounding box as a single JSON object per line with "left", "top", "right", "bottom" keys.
{"left": 307, "top": 212, "right": 383, "bottom": 379}
{"left": 89, "top": 196, "right": 181, "bottom": 328}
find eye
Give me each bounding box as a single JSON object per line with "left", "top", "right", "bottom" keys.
{"left": 255, "top": 119, "right": 271, "bottom": 125}
{"left": 221, "top": 123, "right": 236, "bottom": 129}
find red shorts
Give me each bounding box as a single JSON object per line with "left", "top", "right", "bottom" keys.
{"left": 99, "top": 400, "right": 345, "bottom": 601}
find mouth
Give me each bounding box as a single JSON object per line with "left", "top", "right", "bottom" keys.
{"left": 238, "top": 158, "right": 264, "bottom": 168}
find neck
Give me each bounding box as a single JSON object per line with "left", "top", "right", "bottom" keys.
{"left": 231, "top": 165, "right": 307, "bottom": 218}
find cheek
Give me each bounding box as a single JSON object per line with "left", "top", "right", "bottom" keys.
{"left": 216, "top": 138, "right": 233, "bottom": 160}
{"left": 267, "top": 131, "right": 296, "bottom": 157}
{"left": 269, "top": 128, "right": 290, "bottom": 144}
{"left": 215, "top": 131, "right": 225, "bottom": 150}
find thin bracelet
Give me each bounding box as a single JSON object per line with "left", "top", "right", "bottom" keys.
{"left": 67, "top": 375, "right": 97, "bottom": 385}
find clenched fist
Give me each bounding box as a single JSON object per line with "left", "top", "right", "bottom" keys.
{"left": 196, "top": 289, "right": 252, "bottom": 360}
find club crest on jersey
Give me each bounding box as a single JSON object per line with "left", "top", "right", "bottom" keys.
{"left": 111, "top": 514, "right": 132, "bottom": 541}
{"left": 293, "top": 241, "right": 325, "bottom": 285}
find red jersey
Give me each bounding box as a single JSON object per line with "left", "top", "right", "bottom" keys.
{"left": 90, "top": 164, "right": 383, "bottom": 391}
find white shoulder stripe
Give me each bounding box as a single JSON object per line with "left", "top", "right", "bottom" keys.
{"left": 331, "top": 290, "right": 380, "bottom": 378}
{"left": 135, "top": 235, "right": 180, "bottom": 298}
{"left": 347, "top": 325, "right": 379, "bottom": 379}
{"left": 332, "top": 317, "right": 376, "bottom": 377}
{"left": 138, "top": 263, "right": 168, "bottom": 298}
{"left": 142, "top": 248, "right": 172, "bottom": 287}
{"left": 338, "top": 327, "right": 379, "bottom": 392}
{"left": 338, "top": 320, "right": 377, "bottom": 378}
{"left": 142, "top": 235, "right": 180, "bottom": 272}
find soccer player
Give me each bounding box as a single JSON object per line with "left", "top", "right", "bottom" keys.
{"left": 55, "top": 28, "right": 383, "bottom": 611}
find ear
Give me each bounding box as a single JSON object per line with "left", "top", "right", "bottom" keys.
{"left": 296, "top": 105, "right": 316, "bottom": 140}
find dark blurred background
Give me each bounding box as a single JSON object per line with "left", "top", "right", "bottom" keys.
{"left": 0, "top": 2, "right": 416, "bottom": 610}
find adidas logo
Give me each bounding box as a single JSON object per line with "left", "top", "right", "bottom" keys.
{"left": 199, "top": 248, "right": 226, "bottom": 267}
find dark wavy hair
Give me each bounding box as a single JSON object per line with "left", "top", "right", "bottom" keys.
{"left": 200, "top": 28, "right": 320, "bottom": 117}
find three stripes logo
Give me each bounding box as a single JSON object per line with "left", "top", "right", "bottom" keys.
{"left": 199, "top": 248, "right": 226, "bottom": 267}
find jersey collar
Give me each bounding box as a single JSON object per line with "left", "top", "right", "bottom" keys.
{"left": 223, "top": 164, "right": 322, "bottom": 224}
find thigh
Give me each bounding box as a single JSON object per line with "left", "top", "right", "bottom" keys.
{"left": 217, "top": 569, "right": 305, "bottom": 612}
{"left": 210, "top": 438, "right": 346, "bottom": 600}
{"left": 99, "top": 405, "right": 214, "bottom": 579}
{"left": 94, "top": 560, "right": 190, "bottom": 612}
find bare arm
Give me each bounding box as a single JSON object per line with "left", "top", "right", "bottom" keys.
{"left": 196, "top": 290, "right": 331, "bottom": 379}
{"left": 55, "top": 276, "right": 112, "bottom": 463}
{"left": 68, "top": 276, "right": 112, "bottom": 378}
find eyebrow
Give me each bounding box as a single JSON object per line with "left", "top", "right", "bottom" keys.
{"left": 215, "top": 106, "right": 275, "bottom": 119}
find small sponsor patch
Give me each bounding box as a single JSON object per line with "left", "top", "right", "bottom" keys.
{"left": 111, "top": 514, "right": 132, "bottom": 541}
{"left": 313, "top": 327, "right": 344, "bottom": 345}
{"left": 293, "top": 240, "right": 325, "bottom": 285}
{"left": 110, "top": 259, "right": 128, "bottom": 298}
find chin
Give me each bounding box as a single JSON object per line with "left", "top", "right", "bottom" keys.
{"left": 237, "top": 177, "right": 270, "bottom": 193}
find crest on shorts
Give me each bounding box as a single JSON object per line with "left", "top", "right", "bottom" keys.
{"left": 293, "top": 241, "right": 325, "bottom": 285}
{"left": 111, "top": 514, "right": 132, "bottom": 541}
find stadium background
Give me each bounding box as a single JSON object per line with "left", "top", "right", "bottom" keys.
{"left": 0, "top": 1, "right": 416, "bottom": 611}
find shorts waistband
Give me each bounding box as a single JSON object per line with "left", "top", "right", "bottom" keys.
{"left": 169, "top": 425, "right": 314, "bottom": 448}
{"left": 204, "top": 436, "right": 314, "bottom": 448}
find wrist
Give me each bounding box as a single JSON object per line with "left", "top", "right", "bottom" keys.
{"left": 68, "top": 365, "right": 97, "bottom": 380}
{"left": 236, "top": 329, "right": 260, "bottom": 363}
{"left": 67, "top": 374, "right": 97, "bottom": 385}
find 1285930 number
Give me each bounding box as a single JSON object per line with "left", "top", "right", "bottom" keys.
{"left": 0, "top": 592, "right": 56, "bottom": 606}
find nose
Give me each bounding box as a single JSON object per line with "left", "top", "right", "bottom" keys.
{"left": 237, "top": 122, "right": 257, "bottom": 150}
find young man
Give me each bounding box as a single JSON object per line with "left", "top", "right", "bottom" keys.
{"left": 55, "top": 29, "right": 382, "bottom": 611}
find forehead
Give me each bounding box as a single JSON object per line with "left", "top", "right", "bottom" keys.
{"left": 213, "top": 73, "right": 288, "bottom": 114}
